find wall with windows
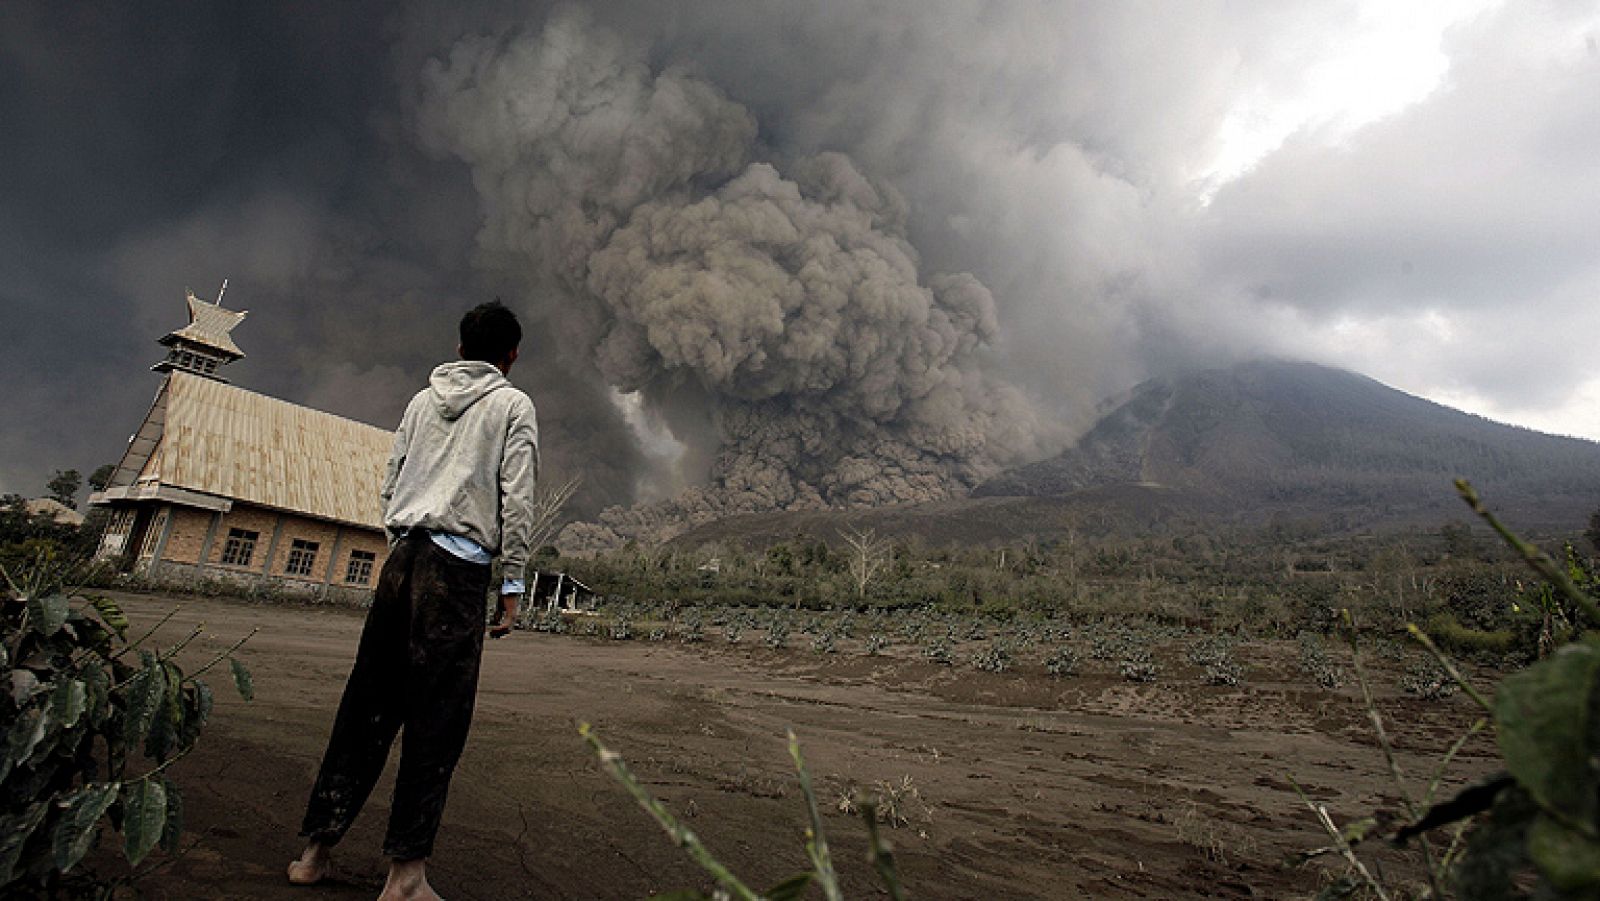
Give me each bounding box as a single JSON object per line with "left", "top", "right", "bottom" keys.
{"left": 205, "top": 506, "right": 280, "bottom": 574}
{"left": 265, "top": 517, "right": 339, "bottom": 583}
{"left": 122, "top": 500, "right": 390, "bottom": 604}
{"left": 337, "top": 529, "right": 390, "bottom": 589}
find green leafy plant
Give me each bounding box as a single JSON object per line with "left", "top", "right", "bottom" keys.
{"left": 1044, "top": 645, "right": 1079, "bottom": 678}
{"left": 1118, "top": 652, "right": 1159, "bottom": 683}
{"left": 1299, "top": 482, "right": 1600, "bottom": 899}
{"left": 921, "top": 637, "right": 953, "bottom": 666}
{"left": 970, "top": 639, "right": 1012, "bottom": 674}
{"left": 1, "top": 559, "right": 253, "bottom": 896}
{"left": 810, "top": 630, "right": 837, "bottom": 655}
{"left": 764, "top": 618, "right": 790, "bottom": 649}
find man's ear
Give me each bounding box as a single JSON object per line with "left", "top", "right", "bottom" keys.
{"left": 500, "top": 347, "right": 519, "bottom": 375}
{"left": 457, "top": 343, "right": 465, "bottom": 360}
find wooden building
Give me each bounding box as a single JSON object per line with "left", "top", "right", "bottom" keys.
{"left": 90, "top": 288, "right": 394, "bottom": 602}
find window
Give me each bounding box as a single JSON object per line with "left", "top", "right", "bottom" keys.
{"left": 220, "top": 528, "right": 258, "bottom": 566}
{"left": 346, "top": 549, "right": 376, "bottom": 585}
{"left": 285, "top": 539, "right": 320, "bottom": 578}
{"left": 139, "top": 509, "right": 168, "bottom": 558}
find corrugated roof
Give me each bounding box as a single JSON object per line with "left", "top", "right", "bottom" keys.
{"left": 140, "top": 372, "right": 393, "bottom": 528}
{"left": 166, "top": 291, "right": 247, "bottom": 358}
{"left": 25, "top": 498, "right": 85, "bottom": 526}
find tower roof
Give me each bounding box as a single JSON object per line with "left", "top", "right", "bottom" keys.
{"left": 160, "top": 289, "right": 248, "bottom": 359}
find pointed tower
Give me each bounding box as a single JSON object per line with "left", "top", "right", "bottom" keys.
{"left": 153, "top": 285, "right": 248, "bottom": 381}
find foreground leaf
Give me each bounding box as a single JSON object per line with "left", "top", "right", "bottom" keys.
{"left": 50, "top": 678, "right": 87, "bottom": 730}
{"left": 1495, "top": 638, "right": 1600, "bottom": 829}
{"left": 0, "top": 803, "right": 48, "bottom": 886}
{"left": 82, "top": 662, "right": 110, "bottom": 727}
{"left": 3, "top": 707, "right": 50, "bottom": 778}
{"left": 124, "top": 656, "right": 168, "bottom": 747}
{"left": 160, "top": 782, "right": 184, "bottom": 853}
{"left": 1455, "top": 787, "right": 1537, "bottom": 900}
{"left": 144, "top": 663, "right": 186, "bottom": 762}
{"left": 89, "top": 595, "right": 129, "bottom": 639}
{"left": 1528, "top": 813, "right": 1600, "bottom": 893}
{"left": 764, "top": 872, "right": 814, "bottom": 901}
{"left": 230, "top": 657, "right": 253, "bottom": 701}
{"left": 121, "top": 780, "right": 167, "bottom": 867}
{"left": 8, "top": 669, "right": 40, "bottom": 705}
{"left": 51, "top": 782, "right": 119, "bottom": 873}
{"left": 1397, "top": 772, "right": 1515, "bottom": 843}
{"left": 28, "top": 594, "right": 70, "bottom": 636}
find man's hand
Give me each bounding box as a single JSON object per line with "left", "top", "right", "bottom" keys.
{"left": 490, "top": 592, "right": 519, "bottom": 638}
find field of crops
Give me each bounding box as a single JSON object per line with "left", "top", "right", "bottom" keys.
{"left": 106, "top": 589, "right": 1496, "bottom": 900}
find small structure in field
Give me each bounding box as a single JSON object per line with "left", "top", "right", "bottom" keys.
{"left": 528, "top": 570, "right": 595, "bottom": 613}
{"left": 90, "top": 286, "right": 393, "bottom": 602}
{"left": 24, "top": 498, "right": 85, "bottom": 527}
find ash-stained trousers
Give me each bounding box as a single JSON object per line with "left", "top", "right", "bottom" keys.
{"left": 300, "top": 531, "right": 490, "bottom": 860}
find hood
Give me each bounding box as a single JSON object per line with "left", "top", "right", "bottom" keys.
{"left": 428, "top": 361, "right": 508, "bottom": 420}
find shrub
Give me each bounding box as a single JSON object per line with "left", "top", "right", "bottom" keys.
{"left": 1296, "top": 632, "right": 1345, "bottom": 690}
{"left": 1398, "top": 659, "right": 1457, "bottom": 701}
{"left": 1423, "top": 611, "right": 1516, "bottom": 661}
{"left": 1203, "top": 659, "right": 1244, "bottom": 687}
{"left": 1, "top": 560, "right": 252, "bottom": 895}
{"left": 811, "top": 631, "right": 837, "bottom": 655}
{"left": 677, "top": 610, "right": 704, "bottom": 644}
{"left": 922, "top": 637, "right": 953, "bottom": 666}
{"left": 970, "top": 640, "right": 1012, "bottom": 674}
{"left": 1119, "top": 647, "right": 1159, "bottom": 683}
{"left": 1044, "top": 646, "right": 1078, "bottom": 678}
{"left": 764, "top": 618, "right": 790, "bottom": 649}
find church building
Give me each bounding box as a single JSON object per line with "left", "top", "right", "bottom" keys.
{"left": 90, "top": 287, "right": 394, "bottom": 601}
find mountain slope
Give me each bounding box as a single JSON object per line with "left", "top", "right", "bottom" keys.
{"left": 975, "top": 359, "right": 1600, "bottom": 517}
{"left": 668, "top": 360, "right": 1600, "bottom": 549}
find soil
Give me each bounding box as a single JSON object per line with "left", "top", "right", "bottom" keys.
{"left": 109, "top": 591, "right": 1497, "bottom": 900}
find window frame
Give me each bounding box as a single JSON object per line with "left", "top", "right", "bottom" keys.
{"left": 345, "top": 549, "right": 376, "bottom": 586}
{"left": 285, "top": 538, "right": 320, "bottom": 578}
{"left": 219, "top": 527, "right": 259, "bottom": 567}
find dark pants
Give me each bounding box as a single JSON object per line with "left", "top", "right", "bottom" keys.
{"left": 300, "top": 532, "right": 490, "bottom": 860}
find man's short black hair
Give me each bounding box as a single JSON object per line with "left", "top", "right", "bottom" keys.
{"left": 459, "top": 299, "right": 522, "bottom": 364}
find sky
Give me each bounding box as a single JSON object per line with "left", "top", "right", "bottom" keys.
{"left": 2, "top": 0, "right": 1597, "bottom": 512}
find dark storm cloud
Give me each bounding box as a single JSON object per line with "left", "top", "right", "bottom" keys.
{"left": 0, "top": 1, "right": 647, "bottom": 513}
{"left": 4, "top": 0, "right": 1597, "bottom": 518}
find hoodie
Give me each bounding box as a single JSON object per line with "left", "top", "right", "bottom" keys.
{"left": 381, "top": 361, "right": 540, "bottom": 583}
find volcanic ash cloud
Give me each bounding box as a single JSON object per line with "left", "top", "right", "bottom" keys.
{"left": 415, "top": 7, "right": 1048, "bottom": 534}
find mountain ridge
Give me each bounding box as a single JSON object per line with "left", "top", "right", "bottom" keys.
{"left": 666, "top": 359, "right": 1600, "bottom": 549}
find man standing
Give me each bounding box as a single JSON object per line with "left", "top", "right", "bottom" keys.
{"left": 288, "top": 301, "right": 538, "bottom": 900}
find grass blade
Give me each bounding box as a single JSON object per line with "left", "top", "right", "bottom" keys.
{"left": 579, "top": 723, "right": 761, "bottom": 901}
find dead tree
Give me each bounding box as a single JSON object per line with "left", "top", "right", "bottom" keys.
{"left": 840, "top": 525, "right": 891, "bottom": 599}
{"left": 514, "top": 475, "right": 581, "bottom": 627}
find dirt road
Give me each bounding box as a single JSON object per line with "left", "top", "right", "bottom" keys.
{"left": 113, "top": 592, "right": 1492, "bottom": 900}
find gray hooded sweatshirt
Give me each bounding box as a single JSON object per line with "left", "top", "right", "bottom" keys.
{"left": 381, "top": 361, "right": 540, "bottom": 583}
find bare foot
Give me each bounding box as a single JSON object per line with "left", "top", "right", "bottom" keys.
{"left": 377, "top": 858, "right": 441, "bottom": 901}
{"left": 287, "top": 841, "right": 331, "bottom": 885}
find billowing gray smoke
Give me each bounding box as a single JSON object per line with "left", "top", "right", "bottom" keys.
{"left": 414, "top": 7, "right": 1047, "bottom": 542}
